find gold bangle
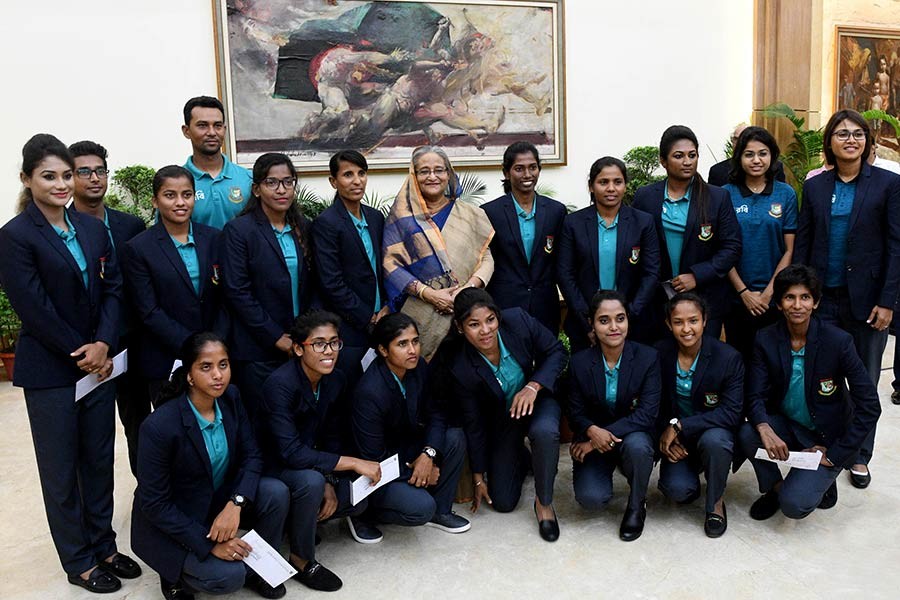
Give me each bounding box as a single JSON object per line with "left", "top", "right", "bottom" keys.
{"left": 418, "top": 283, "right": 427, "bottom": 300}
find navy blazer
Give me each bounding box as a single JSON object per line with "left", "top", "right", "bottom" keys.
{"left": 258, "top": 359, "right": 346, "bottom": 472}
{"left": 312, "top": 200, "right": 385, "bottom": 347}
{"left": 222, "top": 206, "right": 314, "bottom": 362}
{"left": 655, "top": 335, "right": 744, "bottom": 438}
{"left": 124, "top": 221, "right": 227, "bottom": 379}
{"left": 794, "top": 162, "right": 900, "bottom": 320}
{"left": 632, "top": 181, "right": 742, "bottom": 318}
{"left": 352, "top": 357, "right": 448, "bottom": 475}
{"left": 482, "top": 193, "right": 567, "bottom": 332}
{"left": 567, "top": 341, "right": 661, "bottom": 440}
{"left": 746, "top": 318, "right": 881, "bottom": 468}
{"left": 450, "top": 308, "right": 567, "bottom": 473}
{"left": 131, "top": 386, "right": 262, "bottom": 583}
{"left": 557, "top": 204, "right": 660, "bottom": 347}
{"left": 0, "top": 203, "right": 122, "bottom": 388}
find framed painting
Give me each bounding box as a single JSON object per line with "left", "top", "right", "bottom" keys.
{"left": 834, "top": 26, "right": 900, "bottom": 146}
{"left": 212, "top": 0, "right": 566, "bottom": 172}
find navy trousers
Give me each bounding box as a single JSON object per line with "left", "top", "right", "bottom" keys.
{"left": 573, "top": 431, "right": 655, "bottom": 511}
{"left": 487, "top": 397, "right": 560, "bottom": 512}
{"left": 179, "top": 477, "right": 289, "bottom": 592}
{"left": 818, "top": 287, "right": 887, "bottom": 465}
{"left": 658, "top": 427, "right": 733, "bottom": 513}
{"left": 367, "top": 427, "right": 466, "bottom": 525}
{"left": 24, "top": 383, "right": 118, "bottom": 576}
{"left": 738, "top": 417, "right": 842, "bottom": 519}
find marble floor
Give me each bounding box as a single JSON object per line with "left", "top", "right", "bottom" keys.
{"left": 1, "top": 346, "right": 899, "bottom": 600}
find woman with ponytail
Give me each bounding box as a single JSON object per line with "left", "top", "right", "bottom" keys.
{"left": 132, "top": 333, "right": 289, "bottom": 599}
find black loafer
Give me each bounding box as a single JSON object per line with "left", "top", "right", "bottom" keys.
{"left": 749, "top": 490, "right": 780, "bottom": 521}
{"left": 292, "top": 560, "right": 342, "bottom": 592}
{"left": 892, "top": 390, "right": 900, "bottom": 405}
{"left": 67, "top": 568, "right": 121, "bottom": 594}
{"left": 161, "top": 578, "right": 195, "bottom": 600}
{"left": 704, "top": 503, "right": 727, "bottom": 538}
{"left": 819, "top": 481, "right": 838, "bottom": 509}
{"left": 619, "top": 502, "right": 646, "bottom": 542}
{"left": 849, "top": 469, "right": 871, "bottom": 489}
{"left": 534, "top": 502, "right": 560, "bottom": 542}
{"left": 97, "top": 552, "right": 142, "bottom": 579}
{"left": 245, "top": 571, "right": 286, "bottom": 599}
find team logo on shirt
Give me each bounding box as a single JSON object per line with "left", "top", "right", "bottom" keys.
{"left": 629, "top": 246, "right": 641, "bottom": 264}
{"left": 819, "top": 378, "right": 836, "bottom": 396}
{"left": 630, "top": 397, "right": 639, "bottom": 411}
{"left": 99, "top": 257, "right": 106, "bottom": 280}
{"left": 229, "top": 187, "right": 244, "bottom": 203}
{"left": 704, "top": 393, "right": 719, "bottom": 407}
{"left": 544, "top": 235, "right": 554, "bottom": 254}
{"left": 211, "top": 264, "right": 221, "bottom": 286}
{"left": 768, "top": 203, "right": 783, "bottom": 218}
{"left": 698, "top": 223, "right": 713, "bottom": 241}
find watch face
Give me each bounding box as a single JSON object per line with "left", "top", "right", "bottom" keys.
{"left": 234, "top": 495, "right": 245, "bottom": 505}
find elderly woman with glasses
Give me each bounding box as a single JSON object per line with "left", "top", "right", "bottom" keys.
{"left": 221, "top": 152, "right": 317, "bottom": 423}
{"left": 383, "top": 145, "right": 495, "bottom": 362}
{"left": 793, "top": 109, "right": 900, "bottom": 489}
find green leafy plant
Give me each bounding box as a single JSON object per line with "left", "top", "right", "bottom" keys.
{"left": 105, "top": 165, "right": 156, "bottom": 225}
{"left": 760, "top": 103, "right": 824, "bottom": 200}
{"left": 458, "top": 171, "right": 488, "bottom": 206}
{"left": 363, "top": 190, "right": 396, "bottom": 216}
{"left": 294, "top": 184, "right": 329, "bottom": 219}
{"left": 861, "top": 108, "right": 900, "bottom": 138}
{"left": 0, "top": 286, "right": 22, "bottom": 353}
{"left": 623, "top": 146, "right": 665, "bottom": 204}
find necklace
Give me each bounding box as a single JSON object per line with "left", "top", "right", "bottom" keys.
{"left": 747, "top": 179, "right": 766, "bottom": 194}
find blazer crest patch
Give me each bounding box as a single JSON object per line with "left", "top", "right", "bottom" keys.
{"left": 819, "top": 378, "right": 836, "bottom": 396}
{"left": 211, "top": 264, "right": 221, "bottom": 285}
{"left": 698, "top": 223, "right": 713, "bottom": 241}
{"left": 704, "top": 393, "right": 719, "bottom": 407}
{"left": 629, "top": 246, "right": 641, "bottom": 264}
{"left": 544, "top": 235, "right": 554, "bottom": 254}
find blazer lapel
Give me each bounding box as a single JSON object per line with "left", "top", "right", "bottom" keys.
{"left": 589, "top": 351, "right": 610, "bottom": 418}
{"left": 691, "top": 340, "right": 711, "bottom": 409}
{"left": 154, "top": 222, "right": 195, "bottom": 295}
{"left": 847, "top": 163, "right": 871, "bottom": 232}
{"left": 220, "top": 396, "right": 238, "bottom": 470}
{"left": 256, "top": 211, "right": 288, "bottom": 271}
{"left": 614, "top": 207, "right": 631, "bottom": 276}
{"left": 468, "top": 348, "right": 505, "bottom": 400}
{"left": 614, "top": 343, "right": 635, "bottom": 414}
{"left": 180, "top": 398, "right": 214, "bottom": 484}
{"left": 531, "top": 195, "right": 548, "bottom": 264}
{"left": 820, "top": 170, "right": 836, "bottom": 241}
{"left": 503, "top": 196, "right": 529, "bottom": 263}
{"left": 338, "top": 202, "right": 371, "bottom": 262}
{"left": 195, "top": 226, "right": 211, "bottom": 297}
{"left": 803, "top": 318, "right": 821, "bottom": 396}
{"left": 583, "top": 209, "right": 600, "bottom": 284}
{"left": 33, "top": 206, "right": 82, "bottom": 282}
{"left": 682, "top": 189, "right": 700, "bottom": 253}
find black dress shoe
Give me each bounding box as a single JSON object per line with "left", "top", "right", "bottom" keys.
{"left": 892, "top": 390, "right": 900, "bottom": 405}
{"left": 749, "top": 490, "right": 780, "bottom": 521}
{"left": 704, "top": 503, "right": 727, "bottom": 538}
{"left": 619, "top": 502, "right": 646, "bottom": 542}
{"left": 245, "top": 571, "right": 287, "bottom": 599}
{"left": 534, "top": 502, "right": 560, "bottom": 542}
{"left": 160, "top": 578, "right": 195, "bottom": 600}
{"left": 849, "top": 468, "right": 871, "bottom": 489}
{"left": 819, "top": 481, "right": 838, "bottom": 509}
{"left": 292, "top": 560, "right": 342, "bottom": 592}
{"left": 97, "top": 552, "right": 142, "bottom": 579}
{"left": 67, "top": 568, "right": 122, "bottom": 594}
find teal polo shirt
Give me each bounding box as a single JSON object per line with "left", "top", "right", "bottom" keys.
{"left": 184, "top": 154, "right": 252, "bottom": 229}
{"left": 348, "top": 208, "right": 382, "bottom": 312}
{"left": 52, "top": 212, "right": 89, "bottom": 288}
{"left": 597, "top": 212, "right": 618, "bottom": 290}
{"left": 170, "top": 223, "right": 201, "bottom": 295}
{"left": 782, "top": 347, "right": 816, "bottom": 431}
{"left": 273, "top": 223, "right": 300, "bottom": 317}
{"left": 391, "top": 371, "right": 406, "bottom": 399}
{"left": 675, "top": 352, "right": 700, "bottom": 418}
{"left": 187, "top": 398, "right": 229, "bottom": 490}
{"left": 513, "top": 195, "right": 537, "bottom": 263}
{"left": 825, "top": 179, "right": 857, "bottom": 287}
{"left": 480, "top": 333, "right": 526, "bottom": 410}
{"left": 604, "top": 354, "right": 622, "bottom": 410}
{"left": 661, "top": 180, "right": 692, "bottom": 276}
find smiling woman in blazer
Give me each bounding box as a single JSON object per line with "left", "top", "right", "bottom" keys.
{"left": 655, "top": 292, "right": 743, "bottom": 538}
{"left": 482, "top": 142, "right": 567, "bottom": 333}
{"left": 738, "top": 265, "right": 880, "bottom": 521}
{"left": 131, "top": 332, "right": 289, "bottom": 600}
{"left": 558, "top": 157, "right": 660, "bottom": 349}
{"left": 632, "top": 126, "right": 742, "bottom": 340}
{"left": 449, "top": 288, "right": 567, "bottom": 541}
{"left": 567, "top": 290, "right": 660, "bottom": 541}
{"left": 222, "top": 153, "right": 315, "bottom": 422}
{"left": 124, "top": 165, "right": 227, "bottom": 406}
{"left": 793, "top": 109, "right": 900, "bottom": 488}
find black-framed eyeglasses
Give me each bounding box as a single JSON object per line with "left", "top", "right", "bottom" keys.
{"left": 832, "top": 129, "right": 866, "bottom": 141}
{"left": 261, "top": 177, "right": 297, "bottom": 190}
{"left": 301, "top": 339, "right": 344, "bottom": 353}
{"left": 75, "top": 167, "right": 109, "bottom": 179}
{"left": 415, "top": 167, "right": 448, "bottom": 178}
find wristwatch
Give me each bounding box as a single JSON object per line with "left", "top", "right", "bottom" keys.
{"left": 669, "top": 418, "right": 681, "bottom": 435}
{"left": 230, "top": 494, "right": 247, "bottom": 508}
{"left": 422, "top": 446, "right": 437, "bottom": 460}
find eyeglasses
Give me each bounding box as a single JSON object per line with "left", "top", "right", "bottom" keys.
{"left": 301, "top": 339, "right": 344, "bottom": 353}
{"left": 75, "top": 167, "right": 109, "bottom": 179}
{"left": 261, "top": 177, "right": 297, "bottom": 190}
{"left": 832, "top": 129, "right": 867, "bottom": 141}
{"left": 415, "top": 167, "right": 448, "bottom": 178}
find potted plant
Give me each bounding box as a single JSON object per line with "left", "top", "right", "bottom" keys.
{"left": 0, "top": 286, "right": 21, "bottom": 381}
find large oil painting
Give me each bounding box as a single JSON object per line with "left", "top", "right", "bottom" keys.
{"left": 213, "top": 0, "right": 566, "bottom": 171}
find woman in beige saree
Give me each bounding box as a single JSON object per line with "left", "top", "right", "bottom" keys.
{"left": 383, "top": 146, "right": 494, "bottom": 361}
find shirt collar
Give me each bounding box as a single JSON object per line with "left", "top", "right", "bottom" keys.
{"left": 677, "top": 352, "right": 701, "bottom": 376}
{"left": 737, "top": 180, "right": 774, "bottom": 198}
{"left": 347, "top": 207, "right": 368, "bottom": 228}
{"left": 171, "top": 222, "right": 195, "bottom": 248}
{"left": 603, "top": 353, "right": 622, "bottom": 376}
{"left": 103, "top": 208, "right": 112, "bottom": 230}
{"left": 184, "top": 154, "right": 234, "bottom": 181}
{"left": 512, "top": 194, "right": 536, "bottom": 220}
{"left": 597, "top": 212, "right": 619, "bottom": 229}
{"left": 664, "top": 178, "right": 693, "bottom": 202}
{"left": 53, "top": 211, "right": 78, "bottom": 240}
{"left": 272, "top": 222, "right": 293, "bottom": 236}
{"left": 187, "top": 397, "right": 222, "bottom": 430}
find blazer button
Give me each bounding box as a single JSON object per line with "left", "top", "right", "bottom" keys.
{"left": 846, "top": 266, "right": 852, "bottom": 271}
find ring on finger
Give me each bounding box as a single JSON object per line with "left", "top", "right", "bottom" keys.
{"left": 232, "top": 552, "right": 238, "bottom": 559}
